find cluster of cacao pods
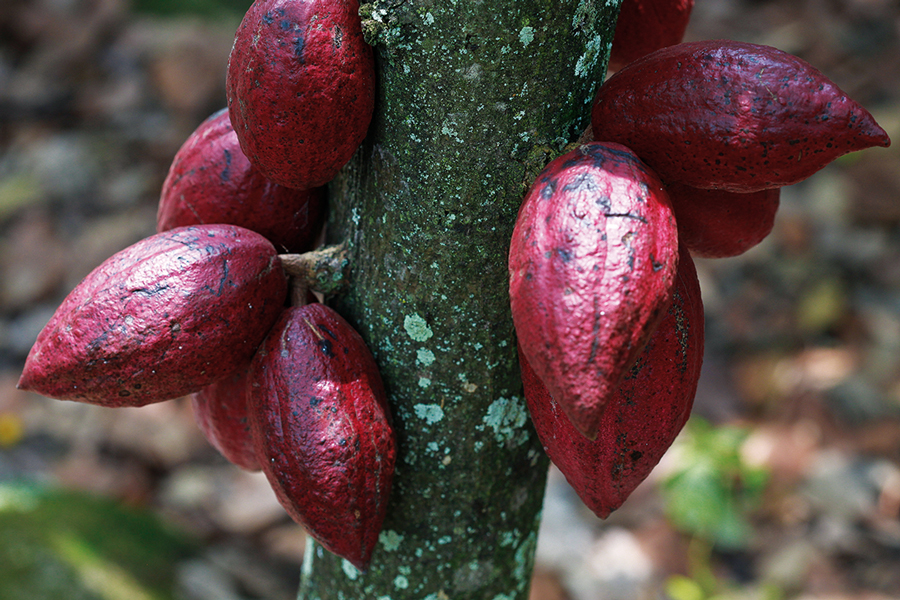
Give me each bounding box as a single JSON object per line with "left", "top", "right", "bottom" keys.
{"left": 16, "top": 0, "right": 892, "bottom": 567}
{"left": 511, "top": 0, "right": 890, "bottom": 520}
{"left": 18, "top": 0, "right": 392, "bottom": 571}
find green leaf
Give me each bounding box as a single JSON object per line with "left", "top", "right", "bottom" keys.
{"left": 0, "top": 481, "right": 198, "bottom": 600}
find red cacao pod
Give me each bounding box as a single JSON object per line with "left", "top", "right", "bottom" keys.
{"left": 521, "top": 243, "right": 704, "bottom": 518}
{"left": 608, "top": 0, "right": 694, "bottom": 72}
{"left": 192, "top": 368, "right": 260, "bottom": 471}
{"left": 248, "top": 303, "right": 395, "bottom": 571}
{"left": 226, "top": 0, "right": 375, "bottom": 190}
{"left": 668, "top": 183, "right": 781, "bottom": 258}
{"left": 158, "top": 108, "right": 325, "bottom": 253}
{"left": 18, "top": 225, "right": 287, "bottom": 407}
{"left": 592, "top": 41, "right": 891, "bottom": 192}
{"left": 509, "top": 142, "right": 679, "bottom": 440}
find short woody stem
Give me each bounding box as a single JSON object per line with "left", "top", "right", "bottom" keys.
{"left": 279, "top": 242, "right": 351, "bottom": 300}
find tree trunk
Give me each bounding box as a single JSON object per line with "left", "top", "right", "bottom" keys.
{"left": 299, "top": 1, "right": 621, "bottom": 597}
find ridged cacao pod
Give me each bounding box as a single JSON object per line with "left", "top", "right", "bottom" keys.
{"left": 608, "top": 0, "right": 694, "bottom": 72}
{"left": 226, "top": 0, "right": 375, "bottom": 189}
{"left": 248, "top": 303, "right": 395, "bottom": 571}
{"left": 521, "top": 243, "right": 704, "bottom": 518}
{"left": 509, "top": 142, "right": 679, "bottom": 440}
{"left": 157, "top": 108, "right": 325, "bottom": 253}
{"left": 668, "top": 183, "right": 781, "bottom": 258}
{"left": 592, "top": 41, "right": 891, "bottom": 192}
{"left": 18, "top": 225, "right": 287, "bottom": 407}
{"left": 192, "top": 368, "right": 260, "bottom": 471}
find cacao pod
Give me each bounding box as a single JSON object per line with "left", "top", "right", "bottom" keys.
{"left": 248, "top": 303, "right": 395, "bottom": 571}
{"left": 509, "top": 142, "right": 679, "bottom": 440}
{"left": 157, "top": 108, "right": 325, "bottom": 253}
{"left": 521, "top": 243, "right": 704, "bottom": 518}
{"left": 18, "top": 224, "right": 287, "bottom": 407}
{"left": 226, "top": 0, "right": 375, "bottom": 189}
{"left": 192, "top": 368, "right": 260, "bottom": 471}
{"left": 592, "top": 40, "right": 891, "bottom": 192}
{"left": 668, "top": 183, "right": 781, "bottom": 258}
{"left": 608, "top": 0, "right": 694, "bottom": 72}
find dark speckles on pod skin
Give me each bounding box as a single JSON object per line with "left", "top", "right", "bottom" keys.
{"left": 508, "top": 142, "right": 679, "bottom": 440}
{"left": 157, "top": 108, "right": 325, "bottom": 254}
{"left": 592, "top": 40, "right": 891, "bottom": 193}
{"left": 17, "top": 224, "right": 288, "bottom": 407}
{"left": 247, "top": 303, "right": 395, "bottom": 572}
{"left": 521, "top": 243, "right": 703, "bottom": 519}
{"left": 226, "top": 0, "right": 375, "bottom": 190}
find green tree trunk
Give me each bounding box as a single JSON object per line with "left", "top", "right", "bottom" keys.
{"left": 299, "top": 1, "right": 621, "bottom": 598}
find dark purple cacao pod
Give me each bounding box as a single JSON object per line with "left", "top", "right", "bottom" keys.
{"left": 248, "top": 303, "right": 395, "bottom": 571}
{"left": 592, "top": 41, "right": 891, "bottom": 192}
{"left": 608, "top": 0, "right": 694, "bottom": 72}
{"left": 192, "top": 367, "right": 260, "bottom": 471}
{"left": 18, "top": 225, "right": 287, "bottom": 407}
{"left": 226, "top": 0, "right": 375, "bottom": 189}
{"left": 668, "top": 183, "right": 781, "bottom": 258}
{"left": 521, "top": 243, "right": 704, "bottom": 518}
{"left": 509, "top": 142, "right": 679, "bottom": 440}
{"left": 158, "top": 108, "right": 325, "bottom": 253}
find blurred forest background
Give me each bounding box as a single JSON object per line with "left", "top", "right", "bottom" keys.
{"left": 1, "top": 0, "right": 899, "bottom": 599}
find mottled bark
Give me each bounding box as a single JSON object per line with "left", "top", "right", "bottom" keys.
{"left": 299, "top": 1, "right": 621, "bottom": 598}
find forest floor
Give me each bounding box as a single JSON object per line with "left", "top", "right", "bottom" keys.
{"left": 1, "top": 1, "right": 899, "bottom": 599}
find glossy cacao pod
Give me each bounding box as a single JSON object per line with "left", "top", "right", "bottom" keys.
{"left": 18, "top": 225, "right": 288, "bottom": 407}
{"left": 226, "top": 0, "right": 375, "bottom": 189}
{"left": 248, "top": 303, "right": 395, "bottom": 571}
{"left": 592, "top": 40, "right": 891, "bottom": 192}
{"left": 521, "top": 243, "right": 704, "bottom": 518}
{"left": 509, "top": 142, "right": 679, "bottom": 439}
{"left": 158, "top": 108, "right": 325, "bottom": 253}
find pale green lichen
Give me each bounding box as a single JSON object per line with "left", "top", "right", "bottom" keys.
{"left": 483, "top": 396, "right": 529, "bottom": 445}
{"left": 301, "top": 537, "right": 316, "bottom": 579}
{"left": 514, "top": 532, "right": 539, "bottom": 584}
{"left": 394, "top": 575, "right": 409, "bottom": 589}
{"left": 498, "top": 530, "right": 519, "bottom": 547}
{"left": 404, "top": 313, "right": 434, "bottom": 341}
{"left": 379, "top": 530, "right": 404, "bottom": 552}
{"left": 574, "top": 34, "right": 608, "bottom": 78}
{"left": 342, "top": 559, "right": 359, "bottom": 580}
{"left": 414, "top": 403, "right": 444, "bottom": 424}
{"left": 417, "top": 348, "right": 436, "bottom": 366}
{"left": 518, "top": 26, "right": 534, "bottom": 47}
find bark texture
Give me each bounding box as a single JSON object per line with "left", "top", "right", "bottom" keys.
{"left": 299, "top": 1, "right": 622, "bottom": 598}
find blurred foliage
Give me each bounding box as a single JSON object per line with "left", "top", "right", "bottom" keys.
{"left": 132, "top": 0, "right": 252, "bottom": 19}
{"left": 660, "top": 417, "right": 769, "bottom": 550}
{"left": 0, "top": 481, "right": 198, "bottom": 600}
{"left": 661, "top": 419, "right": 777, "bottom": 600}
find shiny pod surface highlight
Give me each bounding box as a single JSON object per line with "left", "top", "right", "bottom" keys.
{"left": 509, "top": 142, "right": 679, "bottom": 439}
{"left": 18, "top": 224, "right": 287, "bottom": 407}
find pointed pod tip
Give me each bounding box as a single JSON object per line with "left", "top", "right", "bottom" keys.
{"left": 345, "top": 554, "right": 372, "bottom": 574}
{"left": 16, "top": 368, "right": 34, "bottom": 392}
{"left": 861, "top": 113, "right": 892, "bottom": 148}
